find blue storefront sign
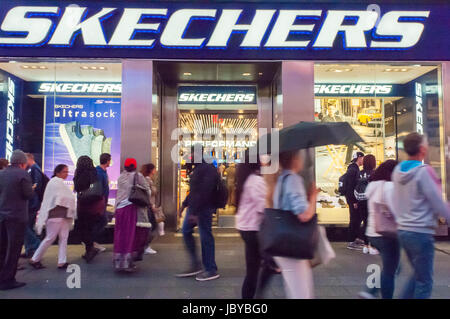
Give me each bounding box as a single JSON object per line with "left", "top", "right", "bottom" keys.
{"left": 0, "top": 1, "right": 448, "bottom": 61}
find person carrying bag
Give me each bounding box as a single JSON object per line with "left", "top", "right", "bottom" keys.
{"left": 259, "top": 150, "right": 319, "bottom": 299}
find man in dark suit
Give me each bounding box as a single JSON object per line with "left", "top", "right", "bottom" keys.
{"left": 0, "top": 150, "right": 34, "bottom": 290}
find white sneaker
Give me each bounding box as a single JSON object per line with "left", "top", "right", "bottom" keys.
{"left": 362, "top": 246, "right": 369, "bottom": 254}
{"left": 369, "top": 247, "right": 380, "bottom": 255}
{"left": 158, "top": 222, "right": 165, "bottom": 236}
{"left": 144, "top": 247, "right": 157, "bottom": 255}
{"left": 94, "top": 243, "right": 106, "bottom": 253}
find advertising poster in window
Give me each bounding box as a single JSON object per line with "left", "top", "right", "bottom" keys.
{"left": 44, "top": 97, "right": 121, "bottom": 195}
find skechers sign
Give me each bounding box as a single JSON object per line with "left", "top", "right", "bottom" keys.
{"left": 0, "top": 3, "right": 448, "bottom": 61}
{"left": 178, "top": 86, "right": 256, "bottom": 105}
{"left": 32, "top": 82, "right": 122, "bottom": 95}
{"left": 314, "top": 84, "right": 397, "bottom": 96}
{"left": 5, "top": 78, "right": 14, "bottom": 160}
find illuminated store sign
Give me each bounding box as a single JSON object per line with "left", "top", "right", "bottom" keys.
{"left": 183, "top": 140, "right": 257, "bottom": 148}
{"left": 315, "top": 84, "right": 393, "bottom": 96}
{"left": 36, "top": 82, "right": 121, "bottom": 95}
{"left": 0, "top": 3, "right": 447, "bottom": 61}
{"left": 415, "top": 82, "right": 424, "bottom": 134}
{"left": 178, "top": 86, "right": 257, "bottom": 105}
{"left": 5, "top": 77, "right": 14, "bottom": 160}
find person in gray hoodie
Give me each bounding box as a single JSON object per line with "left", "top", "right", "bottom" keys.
{"left": 392, "top": 132, "right": 450, "bottom": 299}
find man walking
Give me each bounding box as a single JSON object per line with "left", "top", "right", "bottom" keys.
{"left": 177, "top": 148, "right": 221, "bottom": 281}
{"left": 0, "top": 150, "right": 34, "bottom": 290}
{"left": 94, "top": 153, "right": 111, "bottom": 253}
{"left": 392, "top": 132, "right": 450, "bottom": 299}
{"left": 345, "top": 151, "right": 365, "bottom": 250}
{"left": 22, "top": 153, "right": 43, "bottom": 258}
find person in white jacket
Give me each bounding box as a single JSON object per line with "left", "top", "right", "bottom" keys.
{"left": 358, "top": 160, "right": 399, "bottom": 299}
{"left": 29, "top": 164, "right": 77, "bottom": 270}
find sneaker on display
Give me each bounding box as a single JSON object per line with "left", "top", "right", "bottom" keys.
{"left": 59, "top": 121, "right": 93, "bottom": 164}
{"left": 369, "top": 247, "right": 380, "bottom": 255}
{"left": 362, "top": 246, "right": 369, "bottom": 254}
{"left": 354, "top": 238, "right": 365, "bottom": 246}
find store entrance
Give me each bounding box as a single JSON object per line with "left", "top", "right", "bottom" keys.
{"left": 177, "top": 103, "right": 258, "bottom": 228}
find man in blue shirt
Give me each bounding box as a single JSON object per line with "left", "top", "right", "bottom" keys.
{"left": 94, "top": 153, "right": 111, "bottom": 253}
{"left": 21, "top": 153, "right": 43, "bottom": 258}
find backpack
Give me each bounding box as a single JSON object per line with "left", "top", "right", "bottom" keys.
{"left": 354, "top": 171, "right": 370, "bottom": 201}
{"left": 214, "top": 175, "right": 228, "bottom": 209}
{"left": 36, "top": 168, "right": 50, "bottom": 202}
{"left": 338, "top": 173, "right": 347, "bottom": 196}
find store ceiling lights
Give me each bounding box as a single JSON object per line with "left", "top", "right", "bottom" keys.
{"left": 21, "top": 65, "right": 48, "bottom": 70}
{"left": 242, "top": 73, "right": 251, "bottom": 76}
{"left": 80, "top": 66, "right": 107, "bottom": 70}
{"left": 327, "top": 68, "right": 352, "bottom": 73}
{"left": 384, "top": 68, "right": 409, "bottom": 72}
{"left": 183, "top": 72, "right": 192, "bottom": 76}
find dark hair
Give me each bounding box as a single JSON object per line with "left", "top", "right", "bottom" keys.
{"left": 235, "top": 150, "right": 261, "bottom": 208}
{"left": 100, "top": 153, "right": 111, "bottom": 165}
{"left": 363, "top": 154, "right": 376, "bottom": 171}
{"left": 403, "top": 132, "right": 425, "bottom": 156}
{"left": 125, "top": 165, "right": 136, "bottom": 172}
{"left": 53, "top": 164, "right": 68, "bottom": 177}
{"left": 141, "top": 163, "right": 156, "bottom": 177}
{"left": 73, "top": 156, "right": 97, "bottom": 192}
{"left": 279, "top": 150, "right": 299, "bottom": 170}
{"left": 0, "top": 158, "right": 8, "bottom": 169}
{"left": 369, "top": 160, "right": 398, "bottom": 182}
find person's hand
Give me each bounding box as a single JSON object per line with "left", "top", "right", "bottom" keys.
{"left": 307, "top": 183, "right": 319, "bottom": 200}
{"left": 353, "top": 203, "right": 358, "bottom": 209}
{"left": 32, "top": 183, "right": 37, "bottom": 190}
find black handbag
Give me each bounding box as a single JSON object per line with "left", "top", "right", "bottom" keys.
{"left": 77, "top": 179, "right": 104, "bottom": 205}
{"left": 129, "top": 172, "right": 150, "bottom": 207}
{"left": 259, "top": 174, "right": 319, "bottom": 259}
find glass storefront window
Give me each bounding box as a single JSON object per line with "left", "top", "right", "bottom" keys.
{"left": 314, "top": 63, "right": 444, "bottom": 225}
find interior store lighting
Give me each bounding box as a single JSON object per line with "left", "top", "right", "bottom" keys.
{"left": 21, "top": 65, "right": 47, "bottom": 70}
{"left": 80, "top": 66, "right": 107, "bottom": 71}
{"left": 327, "top": 68, "right": 352, "bottom": 72}
{"left": 183, "top": 72, "right": 192, "bottom": 76}
{"left": 384, "top": 68, "right": 409, "bottom": 72}
{"left": 242, "top": 73, "right": 251, "bottom": 76}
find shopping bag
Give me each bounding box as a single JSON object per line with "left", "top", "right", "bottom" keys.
{"left": 310, "top": 226, "right": 336, "bottom": 268}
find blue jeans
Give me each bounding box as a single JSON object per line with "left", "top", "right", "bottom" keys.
{"left": 182, "top": 207, "right": 217, "bottom": 273}
{"left": 398, "top": 230, "right": 435, "bottom": 299}
{"left": 24, "top": 210, "right": 41, "bottom": 255}
{"left": 367, "top": 236, "right": 401, "bottom": 299}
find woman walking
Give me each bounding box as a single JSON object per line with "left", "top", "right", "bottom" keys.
{"left": 271, "top": 150, "right": 318, "bottom": 299}
{"left": 235, "top": 152, "right": 275, "bottom": 299}
{"left": 114, "top": 158, "right": 151, "bottom": 272}
{"left": 73, "top": 156, "right": 105, "bottom": 263}
{"left": 359, "top": 160, "right": 400, "bottom": 299}
{"left": 357, "top": 154, "right": 377, "bottom": 253}
{"left": 29, "top": 164, "right": 76, "bottom": 269}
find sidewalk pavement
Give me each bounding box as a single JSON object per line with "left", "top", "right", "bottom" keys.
{"left": 2, "top": 233, "right": 449, "bottom": 299}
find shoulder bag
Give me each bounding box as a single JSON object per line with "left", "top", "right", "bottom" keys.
{"left": 374, "top": 181, "right": 397, "bottom": 237}
{"left": 129, "top": 173, "right": 150, "bottom": 207}
{"left": 258, "top": 174, "right": 319, "bottom": 259}
{"left": 77, "top": 179, "right": 104, "bottom": 205}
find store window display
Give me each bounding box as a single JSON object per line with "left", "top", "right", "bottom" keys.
{"left": 314, "top": 63, "right": 444, "bottom": 225}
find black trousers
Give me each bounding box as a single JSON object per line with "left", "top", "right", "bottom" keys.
{"left": 240, "top": 231, "right": 274, "bottom": 299}
{"left": 75, "top": 214, "right": 100, "bottom": 253}
{"left": 0, "top": 219, "right": 26, "bottom": 285}
{"left": 347, "top": 198, "right": 361, "bottom": 242}
{"left": 358, "top": 201, "right": 369, "bottom": 245}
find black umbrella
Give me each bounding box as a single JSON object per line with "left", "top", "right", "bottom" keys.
{"left": 259, "top": 121, "right": 364, "bottom": 154}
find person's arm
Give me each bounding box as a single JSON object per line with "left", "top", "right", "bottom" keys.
{"left": 285, "top": 175, "right": 317, "bottom": 222}
{"left": 419, "top": 168, "right": 450, "bottom": 220}
{"left": 249, "top": 176, "right": 267, "bottom": 215}
{"left": 346, "top": 166, "right": 358, "bottom": 205}
{"left": 21, "top": 175, "right": 34, "bottom": 200}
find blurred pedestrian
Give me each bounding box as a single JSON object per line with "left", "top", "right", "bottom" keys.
{"left": 392, "top": 133, "right": 450, "bottom": 299}
{"left": 176, "top": 147, "right": 221, "bottom": 281}
{"left": 271, "top": 150, "right": 318, "bottom": 299}
{"left": 345, "top": 151, "right": 365, "bottom": 250}
{"left": 114, "top": 158, "right": 151, "bottom": 272}
{"left": 141, "top": 163, "right": 164, "bottom": 255}
{"left": 358, "top": 160, "right": 399, "bottom": 299}
{"left": 0, "top": 158, "right": 8, "bottom": 170}
{"left": 93, "top": 153, "right": 111, "bottom": 253}
{"left": 73, "top": 156, "right": 105, "bottom": 263}
{"left": 22, "top": 153, "right": 43, "bottom": 258}
{"left": 0, "top": 150, "right": 33, "bottom": 290}
{"left": 235, "top": 151, "right": 275, "bottom": 299}
{"left": 355, "top": 154, "right": 377, "bottom": 254}
{"left": 30, "top": 164, "right": 76, "bottom": 270}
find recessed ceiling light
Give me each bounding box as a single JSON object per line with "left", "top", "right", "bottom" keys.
{"left": 327, "top": 68, "right": 352, "bottom": 73}
{"left": 98, "top": 66, "right": 106, "bottom": 70}
{"left": 242, "top": 73, "right": 251, "bottom": 76}
{"left": 258, "top": 72, "right": 263, "bottom": 76}
{"left": 30, "top": 65, "right": 38, "bottom": 69}
{"left": 21, "top": 65, "right": 29, "bottom": 69}
{"left": 183, "top": 72, "right": 192, "bottom": 76}
{"left": 400, "top": 68, "right": 408, "bottom": 72}
{"left": 81, "top": 66, "right": 89, "bottom": 70}
{"left": 238, "top": 110, "right": 244, "bottom": 114}
{"left": 39, "top": 66, "right": 47, "bottom": 69}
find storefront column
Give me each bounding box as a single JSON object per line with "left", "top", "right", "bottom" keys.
{"left": 442, "top": 62, "right": 450, "bottom": 201}
{"left": 281, "top": 61, "right": 315, "bottom": 126}
{"left": 121, "top": 60, "right": 153, "bottom": 168}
